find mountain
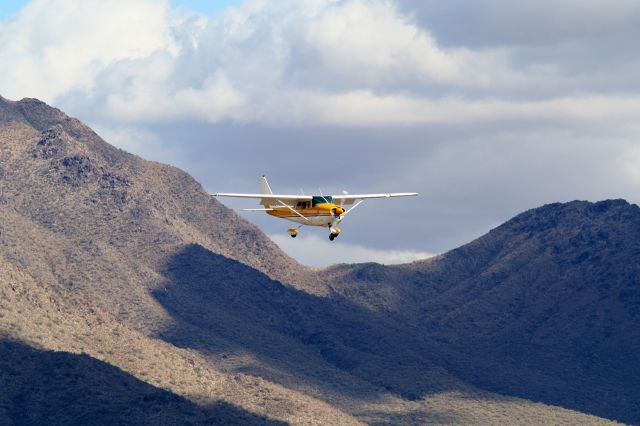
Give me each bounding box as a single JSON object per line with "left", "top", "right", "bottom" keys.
{"left": 326, "top": 199, "right": 640, "bottom": 423}
{"left": 0, "top": 95, "right": 631, "bottom": 424}
{"left": 0, "top": 95, "right": 354, "bottom": 424}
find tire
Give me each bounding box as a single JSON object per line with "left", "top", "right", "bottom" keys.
{"left": 329, "top": 234, "right": 335, "bottom": 241}
{"left": 290, "top": 234, "right": 297, "bottom": 238}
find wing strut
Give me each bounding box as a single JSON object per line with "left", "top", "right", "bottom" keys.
{"left": 342, "top": 200, "right": 364, "bottom": 217}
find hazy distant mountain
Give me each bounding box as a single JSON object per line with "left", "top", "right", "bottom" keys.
{"left": 0, "top": 95, "right": 631, "bottom": 424}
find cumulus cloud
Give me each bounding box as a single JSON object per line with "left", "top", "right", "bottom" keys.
{"left": 269, "top": 233, "right": 434, "bottom": 267}
{"left": 3, "top": 0, "right": 640, "bottom": 128}
{"left": 0, "top": 0, "right": 174, "bottom": 102}
{"left": 4, "top": 0, "right": 617, "bottom": 127}
{"left": 299, "top": 1, "right": 462, "bottom": 85}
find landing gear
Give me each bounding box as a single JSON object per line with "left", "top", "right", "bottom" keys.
{"left": 287, "top": 227, "right": 300, "bottom": 238}
{"left": 329, "top": 225, "right": 341, "bottom": 241}
{"left": 291, "top": 233, "right": 297, "bottom": 238}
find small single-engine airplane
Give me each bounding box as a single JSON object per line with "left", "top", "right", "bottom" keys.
{"left": 213, "top": 176, "right": 417, "bottom": 240}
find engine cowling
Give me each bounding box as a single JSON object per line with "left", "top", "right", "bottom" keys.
{"left": 331, "top": 206, "right": 346, "bottom": 216}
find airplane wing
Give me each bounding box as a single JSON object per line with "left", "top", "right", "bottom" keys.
{"left": 332, "top": 192, "right": 418, "bottom": 205}
{"left": 213, "top": 193, "right": 312, "bottom": 207}
{"left": 213, "top": 191, "right": 418, "bottom": 206}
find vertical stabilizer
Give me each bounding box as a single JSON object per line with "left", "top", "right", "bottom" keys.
{"left": 259, "top": 175, "right": 273, "bottom": 195}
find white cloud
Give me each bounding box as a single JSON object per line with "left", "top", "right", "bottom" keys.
{"left": 4, "top": 0, "right": 618, "bottom": 127}
{"left": 301, "top": 1, "right": 462, "bottom": 85}
{"left": 269, "top": 233, "right": 434, "bottom": 267}
{"left": 0, "top": 0, "right": 174, "bottom": 102}
{"left": 101, "top": 68, "right": 247, "bottom": 123}
{"left": 262, "top": 91, "right": 640, "bottom": 127}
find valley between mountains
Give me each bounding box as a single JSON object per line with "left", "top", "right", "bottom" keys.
{"left": 0, "top": 96, "right": 637, "bottom": 425}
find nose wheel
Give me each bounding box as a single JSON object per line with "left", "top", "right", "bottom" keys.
{"left": 329, "top": 225, "right": 341, "bottom": 241}
{"left": 329, "top": 227, "right": 341, "bottom": 241}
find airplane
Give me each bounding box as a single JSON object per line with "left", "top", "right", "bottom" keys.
{"left": 213, "top": 176, "right": 418, "bottom": 240}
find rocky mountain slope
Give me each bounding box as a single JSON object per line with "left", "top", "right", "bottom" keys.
{"left": 0, "top": 95, "right": 631, "bottom": 424}
{"left": 0, "top": 96, "right": 355, "bottom": 424}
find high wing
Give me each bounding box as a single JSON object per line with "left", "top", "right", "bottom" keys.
{"left": 332, "top": 192, "right": 418, "bottom": 205}
{"left": 213, "top": 193, "right": 312, "bottom": 208}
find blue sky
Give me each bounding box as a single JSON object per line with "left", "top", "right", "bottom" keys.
{"left": 0, "top": 1, "right": 242, "bottom": 20}
{"left": 2, "top": 0, "right": 640, "bottom": 266}
{"left": 170, "top": 0, "right": 241, "bottom": 16}
{"left": 0, "top": 0, "right": 27, "bottom": 18}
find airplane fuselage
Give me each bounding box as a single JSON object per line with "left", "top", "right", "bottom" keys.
{"left": 266, "top": 202, "right": 345, "bottom": 227}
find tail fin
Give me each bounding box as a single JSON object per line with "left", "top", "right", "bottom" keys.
{"left": 259, "top": 175, "right": 273, "bottom": 195}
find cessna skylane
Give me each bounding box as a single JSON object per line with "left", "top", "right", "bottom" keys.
{"left": 213, "top": 176, "right": 418, "bottom": 240}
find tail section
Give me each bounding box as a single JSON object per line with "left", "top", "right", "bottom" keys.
{"left": 259, "top": 175, "right": 273, "bottom": 195}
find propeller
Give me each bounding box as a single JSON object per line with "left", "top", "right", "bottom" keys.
{"left": 331, "top": 206, "right": 346, "bottom": 218}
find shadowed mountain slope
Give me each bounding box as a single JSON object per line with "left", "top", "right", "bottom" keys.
{"left": 0, "top": 95, "right": 627, "bottom": 424}
{"left": 0, "top": 340, "right": 283, "bottom": 426}
{"left": 0, "top": 217, "right": 357, "bottom": 424}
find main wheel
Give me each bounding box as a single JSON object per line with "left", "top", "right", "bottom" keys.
{"left": 329, "top": 234, "right": 335, "bottom": 241}
{"left": 290, "top": 234, "right": 297, "bottom": 238}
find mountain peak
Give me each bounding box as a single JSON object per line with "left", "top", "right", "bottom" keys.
{"left": 492, "top": 199, "right": 640, "bottom": 253}
{"left": 507, "top": 199, "right": 638, "bottom": 227}
{"left": 0, "top": 95, "right": 69, "bottom": 131}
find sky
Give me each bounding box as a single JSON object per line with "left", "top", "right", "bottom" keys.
{"left": 1, "top": 0, "right": 640, "bottom": 266}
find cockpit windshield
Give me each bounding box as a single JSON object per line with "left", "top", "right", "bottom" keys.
{"left": 312, "top": 195, "right": 333, "bottom": 206}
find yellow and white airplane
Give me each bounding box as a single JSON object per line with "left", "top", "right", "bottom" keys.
{"left": 213, "top": 176, "right": 418, "bottom": 240}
